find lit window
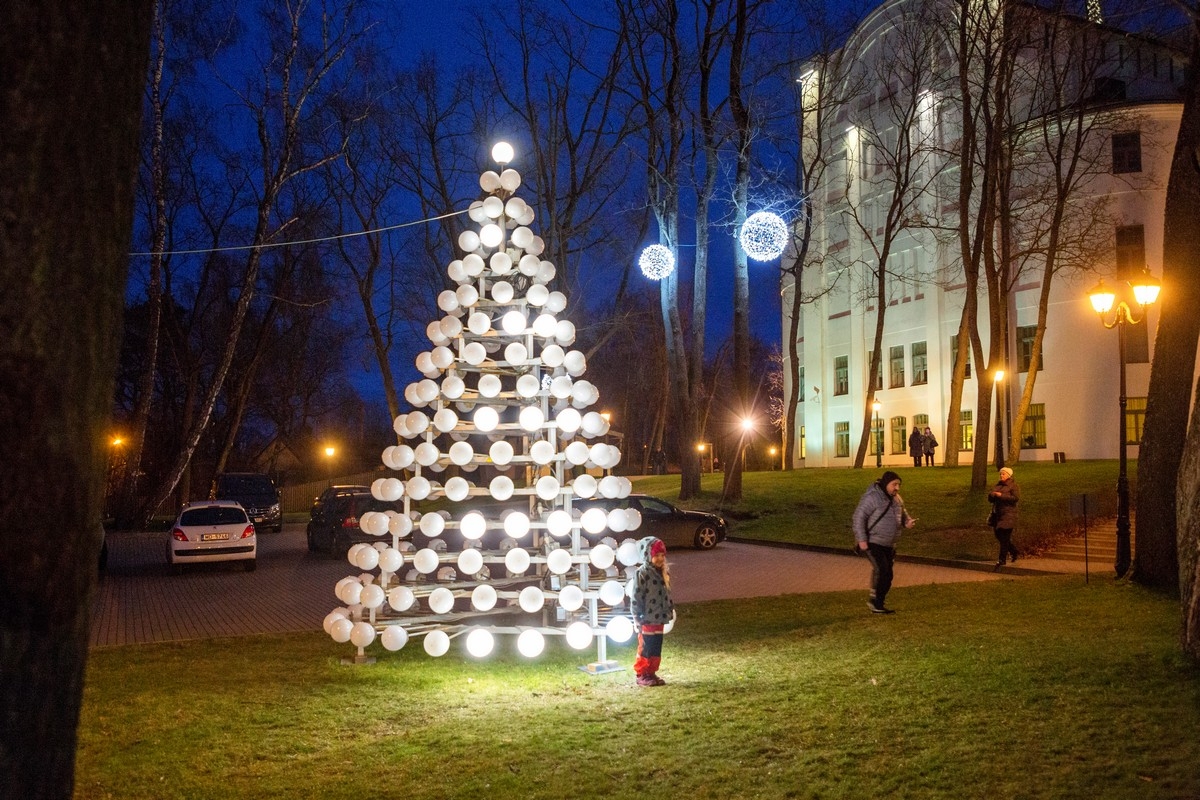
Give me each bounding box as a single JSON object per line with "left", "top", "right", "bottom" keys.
{"left": 889, "top": 345, "right": 905, "bottom": 388}
{"left": 1022, "top": 403, "right": 1047, "bottom": 449}
{"left": 960, "top": 410, "right": 974, "bottom": 451}
{"left": 1126, "top": 397, "right": 1147, "bottom": 445}
{"left": 835, "top": 421, "right": 850, "bottom": 458}
{"left": 835, "top": 356, "right": 849, "bottom": 396}
{"left": 912, "top": 341, "right": 928, "bottom": 385}
{"left": 890, "top": 416, "right": 908, "bottom": 454}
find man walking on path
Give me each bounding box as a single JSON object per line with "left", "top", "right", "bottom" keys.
{"left": 854, "top": 471, "right": 916, "bottom": 614}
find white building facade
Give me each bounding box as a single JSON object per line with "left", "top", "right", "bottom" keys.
{"left": 782, "top": 0, "right": 1190, "bottom": 468}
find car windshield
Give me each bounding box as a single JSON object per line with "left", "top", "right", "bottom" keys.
{"left": 219, "top": 475, "right": 274, "bottom": 494}
{"left": 181, "top": 507, "right": 248, "bottom": 526}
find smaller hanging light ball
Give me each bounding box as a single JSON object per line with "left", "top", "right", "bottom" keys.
{"left": 739, "top": 211, "right": 789, "bottom": 262}
{"left": 638, "top": 244, "right": 675, "bottom": 280}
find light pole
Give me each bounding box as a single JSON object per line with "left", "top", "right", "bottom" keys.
{"left": 1089, "top": 268, "right": 1161, "bottom": 578}
{"left": 324, "top": 445, "right": 336, "bottom": 487}
{"left": 740, "top": 417, "right": 754, "bottom": 473}
{"left": 872, "top": 401, "right": 882, "bottom": 468}
{"left": 993, "top": 370, "right": 1006, "bottom": 470}
{"left": 769, "top": 446, "right": 778, "bottom": 470}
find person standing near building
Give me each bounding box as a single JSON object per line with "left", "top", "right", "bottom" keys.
{"left": 854, "top": 471, "right": 916, "bottom": 614}
{"left": 629, "top": 536, "right": 674, "bottom": 685}
{"left": 908, "top": 425, "right": 924, "bottom": 467}
{"left": 989, "top": 467, "right": 1020, "bottom": 568}
{"left": 923, "top": 427, "right": 938, "bottom": 466}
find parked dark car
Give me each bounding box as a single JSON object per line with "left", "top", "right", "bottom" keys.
{"left": 576, "top": 493, "right": 727, "bottom": 550}
{"left": 307, "top": 487, "right": 399, "bottom": 555}
{"left": 214, "top": 472, "right": 282, "bottom": 532}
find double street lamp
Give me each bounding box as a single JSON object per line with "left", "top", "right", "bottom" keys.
{"left": 1088, "top": 268, "right": 1161, "bottom": 578}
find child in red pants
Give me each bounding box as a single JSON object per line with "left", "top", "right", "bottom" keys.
{"left": 629, "top": 537, "right": 673, "bottom": 686}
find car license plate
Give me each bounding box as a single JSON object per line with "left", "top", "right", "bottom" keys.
{"left": 254, "top": 516, "right": 264, "bottom": 523}
{"left": 201, "top": 533, "right": 230, "bottom": 542}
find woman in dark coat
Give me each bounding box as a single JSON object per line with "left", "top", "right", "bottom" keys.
{"left": 908, "top": 426, "right": 924, "bottom": 467}
{"left": 989, "top": 467, "right": 1020, "bottom": 568}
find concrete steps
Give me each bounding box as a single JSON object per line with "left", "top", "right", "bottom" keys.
{"left": 1040, "top": 521, "right": 1128, "bottom": 563}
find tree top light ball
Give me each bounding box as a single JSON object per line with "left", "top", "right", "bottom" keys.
{"left": 739, "top": 211, "right": 789, "bottom": 261}
{"left": 638, "top": 244, "right": 675, "bottom": 280}
{"left": 492, "top": 141, "right": 514, "bottom": 164}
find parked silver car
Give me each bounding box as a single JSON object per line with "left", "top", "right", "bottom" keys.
{"left": 167, "top": 500, "right": 257, "bottom": 573}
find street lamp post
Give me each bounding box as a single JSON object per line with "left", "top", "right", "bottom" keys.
{"left": 872, "top": 401, "right": 882, "bottom": 468}
{"left": 1088, "top": 269, "right": 1161, "bottom": 578}
{"left": 324, "top": 445, "right": 336, "bottom": 487}
{"left": 993, "top": 370, "right": 1006, "bottom": 470}
{"left": 741, "top": 417, "right": 754, "bottom": 474}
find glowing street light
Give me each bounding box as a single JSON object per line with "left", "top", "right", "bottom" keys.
{"left": 324, "top": 445, "right": 336, "bottom": 487}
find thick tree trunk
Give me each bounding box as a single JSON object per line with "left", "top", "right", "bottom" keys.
{"left": 0, "top": 2, "right": 151, "bottom": 797}
{"left": 1135, "top": 19, "right": 1200, "bottom": 593}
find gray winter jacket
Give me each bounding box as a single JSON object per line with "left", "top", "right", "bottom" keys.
{"left": 853, "top": 484, "right": 912, "bottom": 548}
{"left": 629, "top": 536, "right": 674, "bottom": 626}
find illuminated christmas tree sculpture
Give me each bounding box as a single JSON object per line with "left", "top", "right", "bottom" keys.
{"left": 324, "top": 142, "right": 641, "bottom": 668}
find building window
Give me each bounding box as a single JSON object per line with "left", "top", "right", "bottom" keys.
{"left": 1126, "top": 397, "right": 1147, "bottom": 445}
{"left": 870, "top": 416, "right": 884, "bottom": 456}
{"left": 1017, "top": 325, "right": 1043, "bottom": 372}
{"left": 835, "top": 356, "right": 849, "bottom": 396}
{"left": 914, "top": 413, "right": 929, "bottom": 428}
{"left": 869, "top": 351, "right": 883, "bottom": 391}
{"left": 1115, "top": 225, "right": 1145, "bottom": 278}
{"left": 889, "top": 345, "right": 906, "bottom": 388}
{"left": 800, "top": 426, "right": 806, "bottom": 459}
{"left": 798, "top": 367, "right": 805, "bottom": 403}
{"left": 1022, "top": 403, "right": 1047, "bottom": 449}
{"left": 911, "top": 341, "right": 928, "bottom": 385}
{"left": 835, "top": 421, "right": 850, "bottom": 458}
{"left": 1092, "top": 76, "right": 1127, "bottom": 102}
{"left": 890, "top": 416, "right": 908, "bottom": 454}
{"left": 960, "top": 410, "right": 974, "bottom": 451}
{"left": 1112, "top": 131, "right": 1142, "bottom": 174}
{"left": 950, "top": 334, "right": 971, "bottom": 378}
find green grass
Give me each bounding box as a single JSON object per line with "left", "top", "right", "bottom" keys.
{"left": 76, "top": 577, "right": 1199, "bottom": 799}
{"left": 631, "top": 460, "right": 1127, "bottom": 562}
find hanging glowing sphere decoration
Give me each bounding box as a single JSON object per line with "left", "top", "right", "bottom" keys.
{"left": 739, "top": 211, "right": 789, "bottom": 262}
{"left": 638, "top": 244, "right": 675, "bottom": 280}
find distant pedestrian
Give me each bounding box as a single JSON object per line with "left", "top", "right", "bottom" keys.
{"left": 908, "top": 426, "right": 924, "bottom": 467}
{"left": 853, "top": 471, "right": 916, "bottom": 614}
{"left": 988, "top": 467, "right": 1020, "bottom": 568}
{"left": 629, "top": 536, "right": 674, "bottom": 686}
{"left": 922, "top": 427, "right": 938, "bottom": 466}
{"left": 653, "top": 448, "right": 668, "bottom": 475}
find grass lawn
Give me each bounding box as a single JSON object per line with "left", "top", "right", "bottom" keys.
{"left": 76, "top": 577, "right": 1199, "bottom": 799}
{"left": 630, "top": 460, "right": 1128, "bottom": 562}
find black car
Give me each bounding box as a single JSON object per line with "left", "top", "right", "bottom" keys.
{"left": 306, "top": 487, "right": 399, "bottom": 555}
{"left": 576, "top": 494, "right": 727, "bottom": 550}
{"left": 214, "top": 472, "right": 282, "bottom": 532}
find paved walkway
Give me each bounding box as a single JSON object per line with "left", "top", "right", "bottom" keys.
{"left": 91, "top": 522, "right": 1118, "bottom": 648}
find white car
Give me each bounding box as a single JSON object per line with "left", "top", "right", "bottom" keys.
{"left": 167, "top": 500, "right": 257, "bottom": 573}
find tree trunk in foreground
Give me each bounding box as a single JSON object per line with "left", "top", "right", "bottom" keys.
{"left": 0, "top": 2, "right": 151, "bottom": 797}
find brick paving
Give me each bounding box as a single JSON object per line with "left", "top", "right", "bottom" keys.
{"left": 91, "top": 521, "right": 1116, "bottom": 648}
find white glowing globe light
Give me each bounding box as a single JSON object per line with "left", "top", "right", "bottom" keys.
{"left": 626, "top": 508, "right": 643, "bottom": 530}
{"left": 388, "top": 586, "right": 416, "bottom": 612}
{"left": 468, "top": 200, "right": 487, "bottom": 223}
{"left": 448, "top": 442, "right": 475, "bottom": 468}
{"left": 616, "top": 477, "right": 633, "bottom": 498}
{"left": 526, "top": 284, "right": 550, "bottom": 309}
{"left": 428, "top": 587, "right": 455, "bottom": 615}
{"left": 599, "top": 579, "right": 626, "bottom": 606}
{"left": 456, "top": 283, "right": 480, "bottom": 308}
{"left": 465, "top": 628, "right": 495, "bottom": 658}
{"left": 531, "top": 441, "right": 556, "bottom": 467}
{"left": 605, "top": 615, "right": 635, "bottom": 643}
{"left": 554, "top": 320, "right": 576, "bottom": 346}
{"left": 505, "top": 547, "right": 531, "bottom": 574}
{"left": 355, "top": 545, "right": 381, "bottom": 570}
{"left": 607, "top": 509, "right": 630, "bottom": 533}
{"left": 505, "top": 197, "right": 527, "bottom": 220}
{"left": 406, "top": 411, "right": 430, "bottom": 436}
{"left": 437, "top": 289, "right": 459, "bottom": 313}
{"left": 388, "top": 513, "right": 414, "bottom": 537}
{"left": 518, "top": 207, "right": 535, "bottom": 225}
{"left": 462, "top": 312, "right": 488, "bottom": 337}
{"left": 490, "top": 251, "right": 513, "bottom": 275}
{"left": 504, "top": 341, "right": 529, "bottom": 364}
{"left": 347, "top": 621, "right": 375, "bottom": 649}
{"left": 442, "top": 375, "right": 466, "bottom": 400}
{"left": 482, "top": 195, "right": 505, "bottom": 219}
{"left": 639, "top": 244, "right": 675, "bottom": 280}
{"left": 480, "top": 171, "right": 502, "bottom": 193}
{"left": 573, "top": 473, "right": 598, "bottom": 497}
{"left": 457, "top": 548, "right": 484, "bottom": 576}
{"left": 516, "top": 374, "right": 540, "bottom": 398}
{"left": 477, "top": 373, "right": 502, "bottom": 398}
{"left": 431, "top": 345, "right": 455, "bottom": 370}
{"left": 550, "top": 375, "right": 574, "bottom": 400}
{"left": 617, "top": 539, "right": 640, "bottom": 566}
{"left": 414, "top": 352, "right": 435, "bottom": 378}
{"left": 590, "top": 443, "right": 612, "bottom": 470}
{"left": 597, "top": 475, "right": 620, "bottom": 499}
{"left": 531, "top": 313, "right": 557, "bottom": 339}
{"left": 335, "top": 576, "right": 362, "bottom": 605}
{"left": 472, "top": 583, "right": 498, "bottom": 611}
{"left": 501, "top": 310, "right": 526, "bottom": 335}
{"left": 518, "top": 586, "right": 545, "bottom": 613}
{"left": 419, "top": 512, "right": 445, "bottom": 537}
{"left": 546, "top": 509, "right": 573, "bottom": 537}
{"left": 563, "top": 349, "right": 586, "bottom": 375}
{"left": 565, "top": 442, "right": 590, "bottom": 467}
{"left": 492, "top": 141, "right": 515, "bottom": 164}
{"left": 459, "top": 229, "right": 481, "bottom": 253}
{"left": 424, "top": 630, "right": 451, "bottom": 657}
{"left": 346, "top": 543, "right": 367, "bottom": 566}
{"left": 535, "top": 475, "right": 560, "bottom": 501}
{"left": 565, "top": 621, "right": 593, "bottom": 650}
{"left": 545, "top": 291, "right": 567, "bottom": 314}
{"left": 460, "top": 511, "right": 487, "bottom": 541}
{"left": 439, "top": 314, "right": 464, "bottom": 339}
{"left": 518, "top": 253, "right": 540, "bottom": 275}
{"left": 328, "top": 616, "right": 353, "bottom": 643}
{"left": 381, "top": 626, "right": 409, "bottom": 651}
{"left": 519, "top": 406, "right": 545, "bottom": 432}
{"left": 589, "top": 544, "right": 616, "bottom": 570}
{"left": 463, "top": 341, "right": 487, "bottom": 366}
{"left": 504, "top": 511, "right": 531, "bottom": 538}
{"left": 581, "top": 411, "right": 606, "bottom": 437}
{"left": 740, "top": 210, "right": 789, "bottom": 261}
{"left": 446, "top": 260, "right": 467, "bottom": 283}
{"left": 557, "top": 584, "right": 585, "bottom": 612}
{"left": 474, "top": 406, "right": 499, "bottom": 432}
{"left": 489, "top": 475, "right": 515, "bottom": 501}
{"left": 391, "top": 444, "right": 415, "bottom": 469}
{"left": 417, "top": 379, "right": 440, "bottom": 403}
{"left": 517, "top": 629, "right": 545, "bottom": 658}
{"left": 360, "top": 583, "right": 385, "bottom": 610}
{"left": 480, "top": 223, "right": 504, "bottom": 249}
{"left": 414, "top": 442, "right": 440, "bottom": 467}
{"left": 555, "top": 407, "right": 581, "bottom": 434}
{"left": 379, "top": 477, "right": 404, "bottom": 502}
{"left": 511, "top": 226, "right": 533, "bottom": 249}
{"left": 433, "top": 408, "right": 458, "bottom": 433}
{"left": 413, "top": 548, "right": 440, "bottom": 574}
{"left": 541, "top": 344, "right": 565, "bottom": 369}
{"left": 378, "top": 548, "right": 403, "bottom": 573}
{"left": 580, "top": 507, "right": 608, "bottom": 534}
{"left": 546, "top": 548, "right": 573, "bottom": 575}
{"left": 463, "top": 254, "right": 486, "bottom": 277}
{"left": 489, "top": 440, "right": 514, "bottom": 465}
{"left": 362, "top": 511, "right": 389, "bottom": 536}
{"left": 444, "top": 476, "right": 471, "bottom": 502}
{"left": 529, "top": 235, "right": 546, "bottom": 256}
{"left": 323, "top": 609, "right": 348, "bottom": 635}
{"left": 427, "top": 319, "right": 450, "bottom": 344}
{"left": 535, "top": 260, "right": 556, "bottom": 284}
{"left": 381, "top": 445, "right": 401, "bottom": 469}
{"left": 492, "top": 281, "right": 514, "bottom": 303}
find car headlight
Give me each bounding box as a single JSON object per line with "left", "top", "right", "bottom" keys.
{"left": 270, "top": 504, "right": 280, "bottom": 514}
